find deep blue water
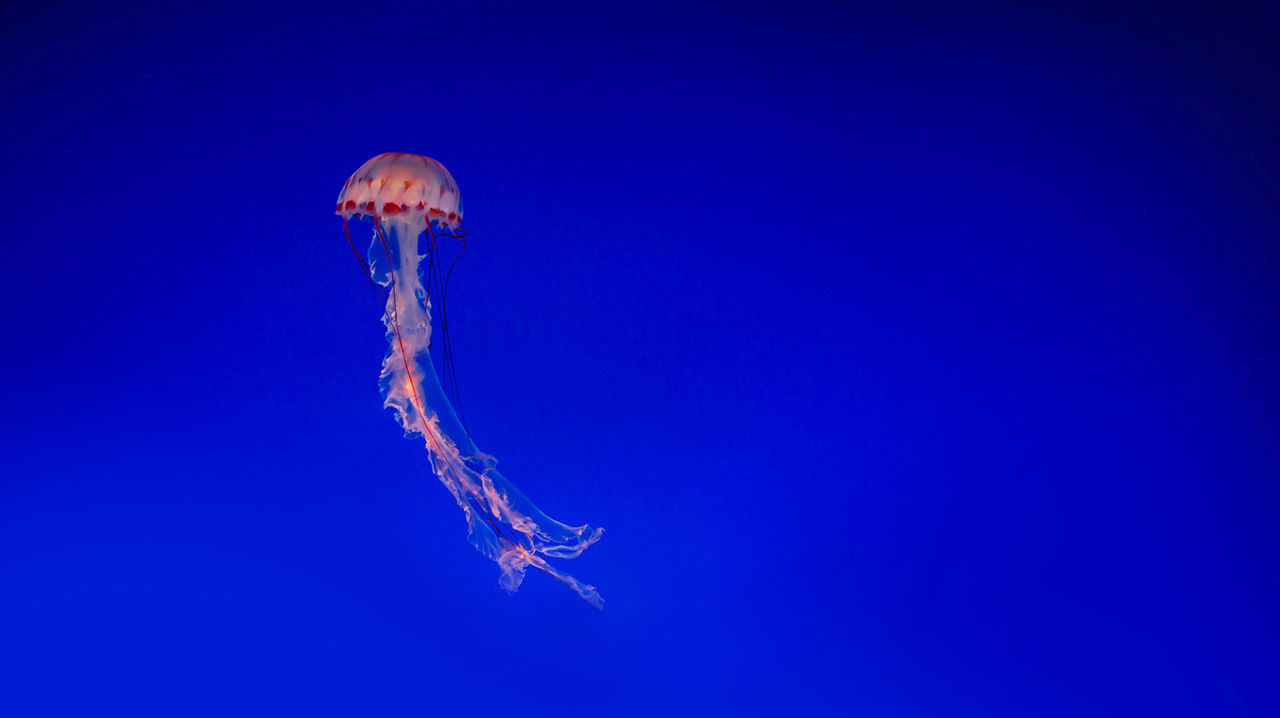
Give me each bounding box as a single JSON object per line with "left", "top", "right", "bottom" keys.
{"left": 2, "top": 1, "right": 1277, "bottom": 715}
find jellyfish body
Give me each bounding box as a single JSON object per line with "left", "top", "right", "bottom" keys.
{"left": 336, "top": 153, "right": 604, "bottom": 608}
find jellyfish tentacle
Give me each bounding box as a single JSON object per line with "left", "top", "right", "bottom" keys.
{"left": 369, "top": 216, "right": 603, "bottom": 608}
{"left": 424, "top": 222, "right": 470, "bottom": 439}
{"left": 343, "top": 219, "right": 386, "bottom": 307}
{"left": 372, "top": 218, "right": 520, "bottom": 554}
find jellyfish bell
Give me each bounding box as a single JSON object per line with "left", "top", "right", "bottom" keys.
{"left": 336, "top": 152, "right": 463, "bottom": 233}
{"left": 336, "top": 152, "right": 604, "bottom": 609}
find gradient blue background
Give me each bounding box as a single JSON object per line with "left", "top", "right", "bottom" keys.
{"left": 2, "top": 1, "right": 1277, "bottom": 715}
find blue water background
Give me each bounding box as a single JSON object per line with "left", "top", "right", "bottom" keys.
{"left": 2, "top": 1, "right": 1277, "bottom": 715}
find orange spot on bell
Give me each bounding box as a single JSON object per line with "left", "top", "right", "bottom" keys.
{"left": 383, "top": 202, "right": 401, "bottom": 215}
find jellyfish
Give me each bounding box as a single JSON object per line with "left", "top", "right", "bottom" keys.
{"left": 336, "top": 152, "right": 604, "bottom": 608}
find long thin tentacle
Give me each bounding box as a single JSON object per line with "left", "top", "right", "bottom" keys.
{"left": 343, "top": 219, "right": 387, "bottom": 308}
